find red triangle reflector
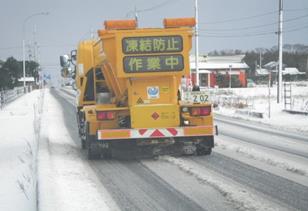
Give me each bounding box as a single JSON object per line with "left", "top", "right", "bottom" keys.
{"left": 139, "top": 129, "right": 147, "bottom": 135}
{"left": 150, "top": 129, "right": 164, "bottom": 137}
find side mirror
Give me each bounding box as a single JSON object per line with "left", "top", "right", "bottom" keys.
{"left": 71, "top": 67, "right": 76, "bottom": 79}
{"left": 71, "top": 50, "right": 77, "bottom": 65}
{"left": 61, "top": 67, "right": 69, "bottom": 77}
{"left": 60, "top": 55, "right": 70, "bottom": 67}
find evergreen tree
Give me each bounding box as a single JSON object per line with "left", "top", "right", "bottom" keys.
{"left": 0, "top": 57, "right": 39, "bottom": 89}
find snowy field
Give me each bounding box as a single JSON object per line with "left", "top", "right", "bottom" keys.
{"left": 211, "top": 82, "right": 308, "bottom": 133}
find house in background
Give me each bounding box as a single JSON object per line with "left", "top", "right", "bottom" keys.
{"left": 18, "top": 77, "right": 35, "bottom": 86}
{"left": 255, "top": 61, "right": 306, "bottom": 81}
{"left": 190, "top": 55, "right": 250, "bottom": 88}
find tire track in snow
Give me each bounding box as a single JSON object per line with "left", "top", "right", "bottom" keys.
{"left": 189, "top": 153, "right": 308, "bottom": 210}
{"left": 161, "top": 156, "right": 292, "bottom": 211}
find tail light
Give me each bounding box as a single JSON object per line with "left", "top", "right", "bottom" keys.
{"left": 190, "top": 106, "right": 211, "bottom": 116}
{"left": 97, "top": 111, "right": 115, "bottom": 120}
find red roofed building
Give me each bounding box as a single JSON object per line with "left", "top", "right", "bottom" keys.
{"left": 190, "top": 55, "right": 250, "bottom": 88}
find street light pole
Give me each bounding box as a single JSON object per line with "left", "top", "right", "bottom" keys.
{"left": 22, "top": 12, "right": 49, "bottom": 92}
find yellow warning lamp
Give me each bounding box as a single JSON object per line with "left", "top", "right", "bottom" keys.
{"left": 163, "top": 17, "right": 196, "bottom": 28}
{"left": 104, "top": 19, "right": 137, "bottom": 30}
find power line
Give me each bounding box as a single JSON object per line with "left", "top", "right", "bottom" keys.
{"left": 126, "top": 0, "right": 179, "bottom": 17}
{"left": 200, "top": 8, "right": 308, "bottom": 25}
{"left": 200, "top": 31, "right": 274, "bottom": 38}
{"left": 40, "top": 44, "right": 75, "bottom": 48}
{"left": 0, "top": 46, "right": 21, "bottom": 51}
{"left": 199, "top": 10, "right": 278, "bottom": 25}
{"left": 200, "top": 13, "right": 308, "bottom": 32}
{"left": 284, "top": 24, "right": 308, "bottom": 33}
{"left": 0, "top": 44, "right": 75, "bottom": 51}
{"left": 199, "top": 24, "right": 308, "bottom": 38}
{"left": 200, "top": 22, "right": 275, "bottom": 32}
{"left": 137, "top": 0, "right": 176, "bottom": 13}
{"left": 285, "top": 8, "right": 308, "bottom": 12}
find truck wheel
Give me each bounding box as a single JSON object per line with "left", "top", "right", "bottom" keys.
{"left": 86, "top": 123, "right": 101, "bottom": 160}
{"left": 102, "top": 148, "right": 112, "bottom": 159}
{"left": 88, "top": 142, "right": 101, "bottom": 160}
{"left": 196, "top": 144, "right": 212, "bottom": 156}
{"left": 81, "top": 139, "right": 86, "bottom": 149}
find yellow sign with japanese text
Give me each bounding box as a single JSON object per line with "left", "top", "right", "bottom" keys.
{"left": 122, "top": 36, "right": 183, "bottom": 54}
{"left": 123, "top": 55, "right": 184, "bottom": 73}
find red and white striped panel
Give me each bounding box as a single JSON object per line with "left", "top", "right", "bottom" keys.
{"left": 131, "top": 128, "right": 184, "bottom": 138}
{"left": 97, "top": 126, "right": 213, "bottom": 140}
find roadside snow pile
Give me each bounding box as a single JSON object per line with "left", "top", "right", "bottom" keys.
{"left": 216, "top": 138, "right": 308, "bottom": 176}
{"left": 0, "top": 90, "right": 42, "bottom": 211}
{"left": 60, "top": 85, "right": 76, "bottom": 97}
{"left": 162, "top": 156, "right": 287, "bottom": 211}
{"left": 38, "top": 89, "right": 117, "bottom": 211}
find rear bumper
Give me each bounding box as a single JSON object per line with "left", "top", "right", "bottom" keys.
{"left": 97, "top": 126, "right": 213, "bottom": 140}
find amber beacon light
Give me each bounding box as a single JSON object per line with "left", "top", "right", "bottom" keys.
{"left": 163, "top": 17, "right": 196, "bottom": 28}
{"left": 104, "top": 19, "right": 137, "bottom": 30}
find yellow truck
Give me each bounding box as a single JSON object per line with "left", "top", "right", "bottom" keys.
{"left": 63, "top": 18, "right": 215, "bottom": 159}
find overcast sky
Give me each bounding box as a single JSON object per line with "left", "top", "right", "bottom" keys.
{"left": 0, "top": 0, "right": 308, "bottom": 75}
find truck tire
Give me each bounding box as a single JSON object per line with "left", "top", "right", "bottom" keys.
{"left": 102, "top": 148, "right": 112, "bottom": 159}
{"left": 196, "top": 144, "right": 212, "bottom": 156}
{"left": 86, "top": 123, "right": 101, "bottom": 160}
{"left": 81, "top": 139, "right": 86, "bottom": 149}
{"left": 88, "top": 142, "right": 101, "bottom": 160}
{"left": 78, "top": 111, "right": 86, "bottom": 149}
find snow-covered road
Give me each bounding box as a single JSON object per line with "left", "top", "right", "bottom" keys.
{"left": 36, "top": 88, "right": 308, "bottom": 211}
{"left": 2, "top": 87, "right": 305, "bottom": 210}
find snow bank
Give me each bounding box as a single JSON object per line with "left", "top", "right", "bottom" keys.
{"left": 60, "top": 86, "right": 77, "bottom": 97}
{"left": 0, "top": 90, "right": 42, "bottom": 211}
{"left": 38, "top": 89, "right": 117, "bottom": 211}
{"left": 216, "top": 138, "right": 308, "bottom": 176}
{"left": 161, "top": 156, "right": 287, "bottom": 211}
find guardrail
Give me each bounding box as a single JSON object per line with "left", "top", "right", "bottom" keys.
{"left": 0, "top": 86, "right": 32, "bottom": 109}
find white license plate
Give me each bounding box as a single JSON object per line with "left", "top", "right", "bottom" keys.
{"left": 183, "top": 91, "right": 209, "bottom": 103}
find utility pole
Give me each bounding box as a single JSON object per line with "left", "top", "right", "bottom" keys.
{"left": 229, "top": 65, "right": 232, "bottom": 89}
{"left": 259, "top": 50, "right": 262, "bottom": 69}
{"left": 306, "top": 55, "right": 308, "bottom": 79}
{"left": 22, "top": 39, "right": 26, "bottom": 91}
{"left": 33, "top": 24, "right": 42, "bottom": 88}
{"left": 134, "top": 6, "right": 138, "bottom": 26}
{"left": 277, "top": 0, "right": 283, "bottom": 103}
{"left": 22, "top": 12, "right": 49, "bottom": 92}
{"left": 33, "top": 25, "right": 37, "bottom": 62}
{"left": 194, "top": 0, "right": 199, "bottom": 86}
{"left": 90, "top": 28, "right": 95, "bottom": 39}
{"left": 268, "top": 71, "right": 272, "bottom": 118}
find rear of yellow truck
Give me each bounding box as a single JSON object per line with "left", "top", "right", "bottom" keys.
{"left": 76, "top": 18, "right": 215, "bottom": 159}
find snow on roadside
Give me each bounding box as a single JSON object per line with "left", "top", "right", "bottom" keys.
{"left": 215, "top": 138, "right": 308, "bottom": 176}
{"left": 213, "top": 83, "right": 308, "bottom": 133}
{"left": 38, "top": 89, "right": 118, "bottom": 211}
{"left": 0, "top": 90, "right": 42, "bottom": 211}
{"left": 60, "top": 86, "right": 77, "bottom": 96}
{"left": 161, "top": 156, "right": 288, "bottom": 211}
